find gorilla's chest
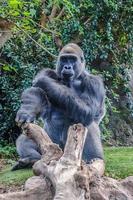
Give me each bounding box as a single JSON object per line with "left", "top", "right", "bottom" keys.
{"left": 45, "top": 79, "right": 82, "bottom": 127}
{"left": 69, "top": 79, "right": 83, "bottom": 95}
{"left": 44, "top": 106, "right": 71, "bottom": 144}
{"left": 44, "top": 79, "right": 83, "bottom": 145}
{"left": 48, "top": 107, "right": 71, "bottom": 126}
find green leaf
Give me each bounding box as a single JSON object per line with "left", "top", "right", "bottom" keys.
{"left": 2, "top": 65, "right": 11, "bottom": 71}
{"left": 23, "top": 11, "right": 30, "bottom": 17}
{"left": 8, "top": 0, "right": 22, "bottom": 9}
{"left": 30, "top": 8, "right": 36, "bottom": 17}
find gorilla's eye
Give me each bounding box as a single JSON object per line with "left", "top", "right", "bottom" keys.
{"left": 69, "top": 56, "right": 77, "bottom": 63}
{"left": 60, "top": 56, "right": 77, "bottom": 64}
{"left": 60, "top": 57, "right": 67, "bottom": 63}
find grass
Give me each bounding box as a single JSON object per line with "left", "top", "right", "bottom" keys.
{"left": 104, "top": 147, "right": 133, "bottom": 179}
{"left": 0, "top": 147, "right": 133, "bottom": 187}
{"left": 0, "top": 165, "right": 33, "bottom": 186}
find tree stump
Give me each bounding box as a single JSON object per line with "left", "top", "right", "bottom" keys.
{"left": 0, "top": 123, "right": 133, "bottom": 200}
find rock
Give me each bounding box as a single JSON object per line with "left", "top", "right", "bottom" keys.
{"left": 90, "top": 176, "right": 133, "bottom": 200}
{"left": 108, "top": 117, "right": 133, "bottom": 146}
{"left": 121, "top": 176, "right": 133, "bottom": 196}
{"left": 25, "top": 176, "right": 47, "bottom": 190}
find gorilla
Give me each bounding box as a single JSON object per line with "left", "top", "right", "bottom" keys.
{"left": 12, "top": 43, "right": 105, "bottom": 170}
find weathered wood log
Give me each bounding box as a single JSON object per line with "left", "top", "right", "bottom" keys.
{"left": 1, "top": 175, "right": 133, "bottom": 200}
{"left": 0, "top": 123, "right": 89, "bottom": 200}
{"left": 22, "top": 123, "right": 63, "bottom": 163}
{"left": 25, "top": 123, "right": 89, "bottom": 200}
{"left": 42, "top": 124, "right": 89, "bottom": 200}
{"left": 0, "top": 176, "right": 52, "bottom": 200}
{"left": 0, "top": 123, "right": 133, "bottom": 200}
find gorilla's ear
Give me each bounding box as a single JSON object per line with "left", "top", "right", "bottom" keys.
{"left": 81, "top": 56, "right": 84, "bottom": 63}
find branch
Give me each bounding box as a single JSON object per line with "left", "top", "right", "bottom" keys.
{"left": 22, "top": 123, "right": 62, "bottom": 163}
{"left": 63, "top": 124, "right": 88, "bottom": 165}
{"left": 0, "top": 31, "right": 12, "bottom": 48}
{"left": 40, "top": 11, "right": 47, "bottom": 27}
{"left": 30, "top": 18, "right": 59, "bottom": 35}
{"left": 56, "top": 7, "right": 65, "bottom": 19}
{"left": 49, "top": 5, "right": 58, "bottom": 22}
{"left": 15, "top": 24, "right": 57, "bottom": 58}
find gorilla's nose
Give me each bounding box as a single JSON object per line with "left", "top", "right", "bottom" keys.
{"left": 64, "top": 65, "right": 72, "bottom": 70}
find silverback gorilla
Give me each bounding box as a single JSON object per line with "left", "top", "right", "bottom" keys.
{"left": 12, "top": 43, "right": 106, "bottom": 170}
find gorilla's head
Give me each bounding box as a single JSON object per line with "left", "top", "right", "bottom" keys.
{"left": 56, "top": 43, "right": 85, "bottom": 82}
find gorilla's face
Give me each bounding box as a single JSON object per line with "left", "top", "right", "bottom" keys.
{"left": 56, "top": 43, "right": 85, "bottom": 82}
{"left": 60, "top": 55, "right": 76, "bottom": 81}
{"left": 57, "top": 54, "right": 84, "bottom": 82}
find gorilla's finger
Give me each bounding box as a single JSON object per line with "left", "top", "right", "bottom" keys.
{"left": 18, "top": 117, "right": 27, "bottom": 124}
{"left": 15, "top": 113, "right": 25, "bottom": 122}
{"left": 17, "top": 119, "right": 27, "bottom": 127}
{"left": 15, "top": 115, "right": 24, "bottom": 127}
{"left": 26, "top": 116, "right": 35, "bottom": 123}
{"left": 17, "top": 121, "right": 23, "bottom": 127}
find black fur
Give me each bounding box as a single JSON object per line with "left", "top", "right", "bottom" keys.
{"left": 12, "top": 43, "right": 105, "bottom": 170}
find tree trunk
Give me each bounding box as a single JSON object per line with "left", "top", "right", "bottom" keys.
{"left": 0, "top": 18, "right": 13, "bottom": 48}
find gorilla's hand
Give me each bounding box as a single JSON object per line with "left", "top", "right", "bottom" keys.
{"left": 15, "top": 110, "right": 36, "bottom": 126}
{"left": 16, "top": 87, "right": 49, "bottom": 126}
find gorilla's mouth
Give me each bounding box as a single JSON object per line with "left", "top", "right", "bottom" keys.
{"left": 62, "top": 72, "right": 74, "bottom": 81}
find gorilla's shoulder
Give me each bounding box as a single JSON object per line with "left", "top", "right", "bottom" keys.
{"left": 82, "top": 70, "right": 104, "bottom": 85}
{"left": 89, "top": 74, "right": 103, "bottom": 84}
{"left": 81, "top": 71, "right": 105, "bottom": 95}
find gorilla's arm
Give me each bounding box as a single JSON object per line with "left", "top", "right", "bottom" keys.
{"left": 33, "top": 70, "right": 105, "bottom": 126}
{"left": 16, "top": 87, "right": 49, "bottom": 124}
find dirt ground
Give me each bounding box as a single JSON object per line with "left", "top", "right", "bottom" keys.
{"left": 0, "top": 184, "right": 24, "bottom": 194}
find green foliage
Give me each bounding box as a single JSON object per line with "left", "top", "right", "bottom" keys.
{"left": 0, "top": 0, "right": 133, "bottom": 141}
{"left": 0, "top": 141, "right": 17, "bottom": 159}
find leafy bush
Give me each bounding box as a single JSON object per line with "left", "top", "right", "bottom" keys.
{"left": 0, "top": 0, "right": 133, "bottom": 142}
{"left": 0, "top": 140, "right": 17, "bottom": 158}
